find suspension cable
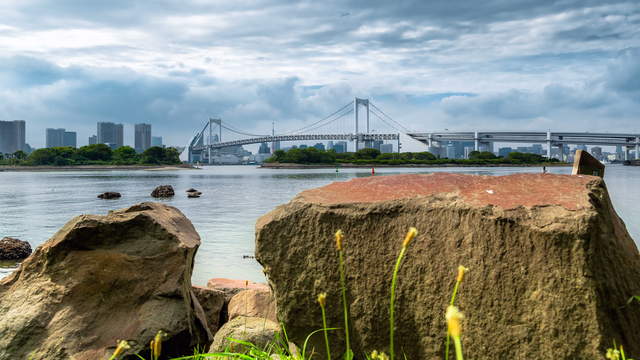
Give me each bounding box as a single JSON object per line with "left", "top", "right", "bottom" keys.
{"left": 370, "top": 102, "right": 412, "bottom": 133}
{"left": 283, "top": 101, "right": 354, "bottom": 134}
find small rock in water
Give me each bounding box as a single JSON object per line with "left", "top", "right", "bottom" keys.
{"left": 97, "top": 192, "right": 121, "bottom": 199}
{"left": 187, "top": 191, "right": 202, "bottom": 198}
{"left": 0, "top": 237, "right": 32, "bottom": 260}
{"left": 151, "top": 185, "right": 175, "bottom": 198}
{"left": 186, "top": 188, "right": 198, "bottom": 193}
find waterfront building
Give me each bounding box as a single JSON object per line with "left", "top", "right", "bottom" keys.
{"left": 380, "top": 143, "right": 393, "bottom": 153}
{"left": 151, "top": 136, "right": 163, "bottom": 147}
{"left": 498, "top": 147, "right": 513, "bottom": 157}
{"left": 299, "top": 144, "right": 308, "bottom": 149}
{"left": 134, "top": 123, "right": 152, "bottom": 153}
{"left": 97, "top": 122, "right": 124, "bottom": 149}
{"left": 46, "top": 128, "right": 65, "bottom": 148}
{"left": 333, "top": 141, "right": 347, "bottom": 153}
{"left": 0, "top": 120, "right": 26, "bottom": 154}
{"left": 313, "top": 143, "right": 325, "bottom": 151}
{"left": 258, "top": 142, "right": 271, "bottom": 154}
{"left": 64, "top": 131, "right": 77, "bottom": 148}
{"left": 88, "top": 135, "right": 97, "bottom": 145}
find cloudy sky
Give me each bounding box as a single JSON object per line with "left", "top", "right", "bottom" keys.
{"left": 0, "top": 0, "right": 638, "bottom": 149}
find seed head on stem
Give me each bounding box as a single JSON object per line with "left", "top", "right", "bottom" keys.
{"left": 317, "top": 292, "right": 327, "bottom": 308}
{"left": 456, "top": 266, "right": 469, "bottom": 283}
{"left": 402, "top": 227, "right": 418, "bottom": 248}
{"left": 335, "top": 230, "right": 344, "bottom": 251}
{"left": 446, "top": 305, "right": 464, "bottom": 338}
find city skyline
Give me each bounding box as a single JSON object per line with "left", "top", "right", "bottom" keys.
{"left": 0, "top": 1, "right": 637, "bottom": 150}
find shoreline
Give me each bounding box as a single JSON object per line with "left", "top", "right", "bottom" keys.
{"left": 260, "top": 162, "right": 571, "bottom": 169}
{"left": 0, "top": 164, "right": 197, "bottom": 172}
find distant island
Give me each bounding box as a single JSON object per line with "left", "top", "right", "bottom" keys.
{"left": 263, "top": 148, "right": 566, "bottom": 167}
{"left": 0, "top": 144, "right": 182, "bottom": 167}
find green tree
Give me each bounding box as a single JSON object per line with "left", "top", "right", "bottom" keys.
{"left": 13, "top": 150, "right": 27, "bottom": 160}
{"left": 27, "top": 148, "right": 58, "bottom": 165}
{"left": 414, "top": 152, "right": 436, "bottom": 160}
{"left": 468, "top": 151, "right": 498, "bottom": 160}
{"left": 77, "top": 144, "right": 112, "bottom": 162}
{"left": 163, "top": 147, "right": 181, "bottom": 164}
{"left": 113, "top": 146, "right": 138, "bottom": 164}
{"left": 354, "top": 148, "right": 381, "bottom": 160}
{"left": 140, "top": 146, "right": 165, "bottom": 164}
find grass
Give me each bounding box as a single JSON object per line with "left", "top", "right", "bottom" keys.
{"left": 107, "top": 228, "right": 637, "bottom": 360}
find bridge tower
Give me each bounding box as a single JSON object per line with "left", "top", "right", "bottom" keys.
{"left": 354, "top": 98, "right": 370, "bottom": 151}
{"left": 208, "top": 118, "right": 222, "bottom": 164}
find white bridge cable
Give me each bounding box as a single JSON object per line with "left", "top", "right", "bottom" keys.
{"left": 219, "top": 123, "right": 269, "bottom": 137}
{"left": 370, "top": 108, "right": 405, "bottom": 134}
{"left": 283, "top": 101, "right": 354, "bottom": 135}
{"left": 296, "top": 108, "right": 354, "bottom": 134}
{"left": 370, "top": 102, "right": 413, "bottom": 133}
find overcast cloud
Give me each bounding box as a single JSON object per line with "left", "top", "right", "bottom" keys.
{"left": 0, "top": 0, "right": 638, "bottom": 149}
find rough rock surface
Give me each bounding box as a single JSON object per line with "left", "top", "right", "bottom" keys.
{"left": 0, "top": 202, "right": 212, "bottom": 359}
{"left": 255, "top": 173, "right": 640, "bottom": 359}
{"left": 228, "top": 289, "right": 278, "bottom": 323}
{"left": 193, "top": 286, "right": 226, "bottom": 334}
{"left": 188, "top": 191, "right": 202, "bottom": 198}
{"left": 207, "top": 278, "right": 270, "bottom": 302}
{"left": 151, "top": 185, "right": 175, "bottom": 198}
{"left": 97, "top": 191, "right": 121, "bottom": 199}
{"left": 209, "top": 316, "right": 280, "bottom": 353}
{"left": 0, "top": 237, "right": 32, "bottom": 260}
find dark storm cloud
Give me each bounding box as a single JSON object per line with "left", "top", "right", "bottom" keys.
{"left": 0, "top": 0, "right": 639, "bottom": 147}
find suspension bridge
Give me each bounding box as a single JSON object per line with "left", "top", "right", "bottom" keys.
{"left": 188, "top": 98, "right": 410, "bottom": 163}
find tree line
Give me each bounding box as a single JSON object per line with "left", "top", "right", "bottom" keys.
{"left": 0, "top": 144, "right": 181, "bottom": 166}
{"left": 266, "top": 147, "right": 560, "bottom": 165}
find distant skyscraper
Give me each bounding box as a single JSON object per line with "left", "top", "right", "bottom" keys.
{"left": 88, "top": 135, "right": 97, "bottom": 145}
{"left": 134, "top": 123, "right": 152, "bottom": 153}
{"left": 46, "top": 128, "right": 65, "bottom": 148}
{"left": 97, "top": 122, "right": 124, "bottom": 149}
{"left": 258, "top": 142, "right": 271, "bottom": 154}
{"left": 63, "top": 131, "right": 77, "bottom": 148}
{"left": 0, "top": 120, "right": 26, "bottom": 154}
{"left": 151, "top": 136, "right": 163, "bottom": 147}
{"left": 498, "top": 147, "right": 513, "bottom": 157}
{"left": 333, "top": 141, "right": 347, "bottom": 153}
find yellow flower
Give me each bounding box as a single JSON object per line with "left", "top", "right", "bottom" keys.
{"left": 606, "top": 348, "right": 620, "bottom": 360}
{"left": 335, "top": 229, "right": 344, "bottom": 251}
{"left": 317, "top": 292, "right": 327, "bottom": 308}
{"left": 446, "top": 305, "right": 464, "bottom": 338}
{"left": 456, "top": 266, "right": 469, "bottom": 282}
{"left": 150, "top": 330, "right": 167, "bottom": 359}
{"left": 370, "top": 350, "right": 389, "bottom": 360}
{"left": 402, "top": 227, "right": 418, "bottom": 248}
{"left": 112, "top": 340, "right": 130, "bottom": 358}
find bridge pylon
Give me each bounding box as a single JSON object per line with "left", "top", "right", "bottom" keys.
{"left": 354, "top": 98, "right": 370, "bottom": 151}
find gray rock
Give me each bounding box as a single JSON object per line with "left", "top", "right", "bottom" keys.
{"left": 97, "top": 192, "right": 121, "bottom": 199}
{"left": 209, "top": 316, "right": 280, "bottom": 353}
{"left": 151, "top": 185, "right": 175, "bottom": 198}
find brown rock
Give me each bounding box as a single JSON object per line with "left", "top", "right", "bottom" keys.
{"left": 187, "top": 191, "right": 202, "bottom": 198}
{"left": 0, "top": 237, "right": 31, "bottom": 260}
{"left": 151, "top": 185, "right": 175, "bottom": 198}
{"left": 192, "top": 286, "right": 226, "bottom": 333}
{"left": 97, "top": 191, "right": 121, "bottom": 199}
{"left": 228, "top": 289, "right": 278, "bottom": 323}
{"left": 209, "top": 316, "right": 280, "bottom": 353}
{"left": 206, "top": 278, "right": 269, "bottom": 302}
{"left": 0, "top": 202, "right": 212, "bottom": 359}
{"left": 255, "top": 173, "right": 640, "bottom": 359}
{"left": 572, "top": 149, "right": 605, "bottom": 177}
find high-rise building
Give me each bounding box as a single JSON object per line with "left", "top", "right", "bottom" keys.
{"left": 0, "top": 120, "right": 26, "bottom": 154}
{"left": 151, "top": 136, "right": 163, "bottom": 147}
{"left": 258, "top": 142, "right": 271, "bottom": 154}
{"left": 313, "top": 143, "right": 325, "bottom": 151}
{"left": 63, "top": 132, "right": 77, "bottom": 148}
{"left": 498, "top": 147, "right": 513, "bottom": 157}
{"left": 134, "top": 123, "right": 152, "bottom": 153}
{"left": 333, "top": 141, "right": 347, "bottom": 153}
{"left": 97, "top": 122, "right": 124, "bottom": 149}
{"left": 46, "top": 128, "right": 65, "bottom": 148}
{"left": 88, "top": 135, "right": 97, "bottom": 145}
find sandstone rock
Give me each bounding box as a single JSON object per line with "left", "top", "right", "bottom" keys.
{"left": 228, "top": 289, "right": 278, "bottom": 323}
{"left": 255, "top": 173, "right": 640, "bottom": 359}
{"left": 192, "top": 286, "right": 226, "bottom": 334}
{"left": 209, "top": 316, "right": 280, "bottom": 353}
{"left": 207, "top": 278, "right": 269, "bottom": 302}
{"left": 97, "top": 191, "right": 121, "bottom": 199}
{"left": 0, "top": 237, "right": 31, "bottom": 260}
{"left": 151, "top": 185, "right": 175, "bottom": 198}
{"left": 0, "top": 202, "right": 212, "bottom": 359}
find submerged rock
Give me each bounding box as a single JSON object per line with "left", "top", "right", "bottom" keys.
{"left": 97, "top": 191, "right": 121, "bottom": 199}
{"left": 151, "top": 185, "right": 175, "bottom": 198}
{"left": 255, "top": 173, "right": 640, "bottom": 359}
{"left": 0, "top": 237, "right": 31, "bottom": 260}
{"left": 209, "top": 316, "right": 280, "bottom": 353}
{"left": 0, "top": 202, "right": 212, "bottom": 359}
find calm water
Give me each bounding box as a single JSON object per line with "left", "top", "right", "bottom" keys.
{"left": 1, "top": 165, "right": 638, "bottom": 285}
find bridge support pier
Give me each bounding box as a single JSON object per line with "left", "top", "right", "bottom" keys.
{"left": 546, "top": 131, "right": 552, "bottom": 159}
{"left": 636, "top": 137, "right": 639, "bottom": 160}
{"left": 558, "top": 143, "right": 564, "bottom": 162}
{"left": 474, "top": 131, "right": 479, "bottom": 151}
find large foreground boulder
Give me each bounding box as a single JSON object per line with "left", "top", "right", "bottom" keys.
{"left": 0, "top": 237, "right": 31, "bottom": 260}
{"left": 209, "top": 316, "right": 280, "bottom": 353}
{"left": 256, "top": 173, "right": 640, "bottom": 359}
{"left": 0, "top": 202, "right": 212, "bottom": 359}
{"left": 228, "top": 289, "right": 278, "bottom": 322}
